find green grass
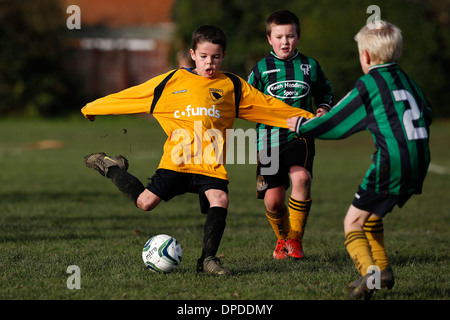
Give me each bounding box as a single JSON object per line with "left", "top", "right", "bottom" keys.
{"left": 0, "top": 115, "right": 449, "bottom": 300}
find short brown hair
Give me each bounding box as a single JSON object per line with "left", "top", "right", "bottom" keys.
{"left": 266, "top": 10, "right": 301, "bottom": 37}
{"left": 191, "top": 25, "right": 227, "bottom": 53}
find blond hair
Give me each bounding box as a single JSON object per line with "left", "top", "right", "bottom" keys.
{"left": 354, "top": 20, "right": 402, "bottom": 64}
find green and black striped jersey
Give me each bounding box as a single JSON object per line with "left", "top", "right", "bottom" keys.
{"left": 294, "top": 62, "right": 431, "bottom": 196}
{"left": 248, "top": 50, "right": 333, "bottom": 151}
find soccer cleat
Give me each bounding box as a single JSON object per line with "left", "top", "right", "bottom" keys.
{"left": 273, "top": 239, "right": 288, "bottom": 259}
{"left": 349, "top": 273, "right": 375, "bottom": 300}
{"left": 84, "top": 152, "right": 129, "bottom": 176}
{"left": 380, "top": 265, "right": 395, "bottom": 289}
{"left": 197, "top": 256, "right": 231, "bottom": 276}
{"left": 347, "top": 265, "right": 395, "bottom": 291}
{"left": 286, "top": 237, "right": 304, "bottom": 259}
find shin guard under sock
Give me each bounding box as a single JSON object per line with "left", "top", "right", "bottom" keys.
{"left": 200, "top": 206, "right": 228, "bottom": 261}
{"left": 266, "top": 207, "right": 290, "bottom": 240}
{"left": 288, "top": 197, "right": 311, "bottom": 240}
{"left": 106, "top": 166, "right": 145, "bottom": 206}
{"left": 364, "top": 217, "right": 389, "bottom": 270}
{"left": 345, "top": 230, "right": 375, "bottom": 276}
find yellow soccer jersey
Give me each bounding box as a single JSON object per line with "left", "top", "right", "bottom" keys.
{"left": 82, "top": 68, "right": 313, "bottom": 180}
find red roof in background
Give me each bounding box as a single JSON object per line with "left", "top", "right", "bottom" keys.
{"left": 64, "top": 0, "right": 175, "bottom": 27}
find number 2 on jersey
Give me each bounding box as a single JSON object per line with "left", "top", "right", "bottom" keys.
{"left": 393, "top": 89, "right": 428, "bottom": 141}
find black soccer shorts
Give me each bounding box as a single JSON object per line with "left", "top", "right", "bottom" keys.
{"left": 352, "top": 186, "right": 412, "bottom": 217}
{"left": 146, "top": 169, "right": 229, "bottom": 214}
{"left": 256, "top": 137, "right": 315, "bottom": 199}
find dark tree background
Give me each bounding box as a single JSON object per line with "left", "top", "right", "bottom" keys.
{"left": 0, "top": 0, "right": 448, "bottom": 117}
{"left": 0, "top": 0, "right": 81, "bottom": 117}
{"left": 173, "top": 0, "right": 449, "bottom": 117}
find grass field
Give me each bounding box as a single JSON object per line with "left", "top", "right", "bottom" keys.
{"left": 0, "top": 115, "right": 448, "bottom": 301}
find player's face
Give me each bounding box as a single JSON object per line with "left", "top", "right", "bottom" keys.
{"left": 190, "top": 42, "right": 226, "bottom": 78}
{"left": 267, "top": 24, "right": 299, "bottom": 60}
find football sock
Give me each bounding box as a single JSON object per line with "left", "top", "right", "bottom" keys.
{"left": 200, "top": 206, "right": 228, "bottom": 261}
{"left": 106, "top": 166, "right": 145, "bottom": 206}
{"left": 266, "top": 206, "right": 290, "bottom": 240}
{"left": 363, "top": 217, "right": 389, "bottom": 270}
{"left": 287, "top": 197, "right": 311, "bottom": 240}
{"left": 345, "top": 230, "right": 375, "bottom": 276}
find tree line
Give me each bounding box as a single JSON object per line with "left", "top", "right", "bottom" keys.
{"left": 0, "top": 0, "right": 448, "bottom": 117}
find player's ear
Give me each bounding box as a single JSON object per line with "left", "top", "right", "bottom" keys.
{"left": 359, "top": 49, "right": 372, "bottom": 74}
{"left": 190, "top": 48, "right": 196, "bottom": 61}
{"left": 362, "top": 50, "right": 371, "bottom": 65}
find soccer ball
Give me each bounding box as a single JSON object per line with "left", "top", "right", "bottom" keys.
{"left": 142, "top": 234, "right": 182, "bottom": 273}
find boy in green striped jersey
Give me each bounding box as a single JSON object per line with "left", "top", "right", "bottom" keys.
{"left": 288, "top": 20, "right": 431, "bottom": 299}
{"left": 248, "top": 10, "right": 333, "bottom": 260}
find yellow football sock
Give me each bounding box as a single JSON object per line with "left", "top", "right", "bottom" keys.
{"left": 364, "top": 217, "right": 389, "bottom": 270}
{"left": 266, "top": 207, "right": 290, "bottom": 240}
{"left": 345, "top": 230, "right": 375, "bottom": 276}
{"left": 287, "top": 197, "right": 311, "bottom": 240}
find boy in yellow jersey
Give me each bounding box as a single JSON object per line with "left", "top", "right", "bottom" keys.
{"left": 82, "top": 25, "right": 314, "bottom": 276}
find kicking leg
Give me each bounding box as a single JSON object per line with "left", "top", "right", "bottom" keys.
{"left": 84, "top": 152, "right": 146, "bottom": 207}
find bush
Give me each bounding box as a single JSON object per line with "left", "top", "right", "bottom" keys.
{"left": 0, "top": 0, "right": 81, "bottom": 117}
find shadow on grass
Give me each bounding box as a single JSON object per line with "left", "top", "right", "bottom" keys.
{"left": 0, "top": 190, "right": 120, "bottom": 203}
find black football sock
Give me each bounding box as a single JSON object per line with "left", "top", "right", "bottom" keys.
{"left": 199, "top": 206, "right": 228, "bottom": 262}
{"left": 106, "top": 166, "right": 145, "bottom": 206}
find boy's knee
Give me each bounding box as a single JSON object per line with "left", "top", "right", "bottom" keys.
{"left": 291, "top": 169, "right": 312, "bottom": 186}
{"left": 205, "top": 189, "right": 229, "bottom": 208}
{"left": 136, "top": 189, "right": 161, "bottom": 211}
{"left": 265, "top": 200, "right": 286, "bottom": 213}
{"left": 343, "top": 205, "right": 372, "bottom": 233}
{"left": 137, "top": 200, "right": 153, "bottom": 211}
{"left": 213, "top": 192, "right": 229, "bottom": 208}
{"left": 264, "top": 187, "right": 286, "bottom": 213}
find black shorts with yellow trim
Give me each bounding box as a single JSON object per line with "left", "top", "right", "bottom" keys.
{"left": 256, "top": 137, "right": 315, "bottom": 199}
{"left": 352, "top": 186, "right": 412, "bottom": 217}
{"left": 146, "top": 169, "right": 229, "bottom": 214}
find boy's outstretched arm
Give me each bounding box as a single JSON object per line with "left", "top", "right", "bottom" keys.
{"left": 238, "top": 78, "right": 314, "bottom": 128}
{"left": 81, "top": 70, "right": 177, "bottom": 121}
{"left": 287, "top": 85, "right": 369, "bottom": 140}
{"left": 81, "top": 83, "right": 154, "bottom": 120}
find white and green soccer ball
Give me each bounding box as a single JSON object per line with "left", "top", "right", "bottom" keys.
{"left": 142, "top": 234, "right": 182, "bottom": 273}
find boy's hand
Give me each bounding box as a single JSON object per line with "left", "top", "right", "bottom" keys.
{"left": 86, "top": 115, "right": 96, "bottom": 122}
{"left": 287, "top": 116, "right": 300, "bottom": 132}
{"left": 287, "top": 116, "right": 309, "bottom": 133}
{"left": 315, "top": 107, "right": 328, "bottom": 117}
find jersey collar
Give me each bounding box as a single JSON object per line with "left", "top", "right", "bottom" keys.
{"left": 270, "top": 49, "right": 300, "bottom": 62}
{"left": 369, "top": 62, "right": 398, "bottom": 71}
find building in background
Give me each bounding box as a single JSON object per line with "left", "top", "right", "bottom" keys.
{"left": 64, "top": 0, "right": 176, "bottom": 98}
